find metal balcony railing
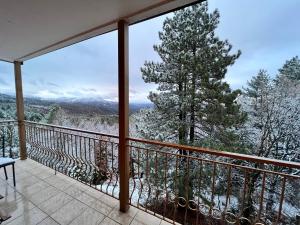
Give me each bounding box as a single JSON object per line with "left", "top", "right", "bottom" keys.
{"left": 0, "top": 120, "right": 299, "bottom": 225}
{"left": 128, "top": 138, "right": 300, "bottom": 225}
{"left": 25, "top": 121, "right": 120, "bottom": 199}
{"left": 0, "top": 120, "right": 19, "bottom": 158}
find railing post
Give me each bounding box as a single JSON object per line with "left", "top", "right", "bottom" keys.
{"left": 14, "top": 61, "right": 27, "bottom": 160}
{"left": 118, "top": 19, "right": 129, "bottom": 212}
{"left": 2, "top": 135, "right": 5, "bottom": 157}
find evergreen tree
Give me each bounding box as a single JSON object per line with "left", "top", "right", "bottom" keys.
{"left": 277, "top": 56, "right": 300, "bottom": 81}
{"left": 140, "top": 2, "right": 245, "bottom": 148}
{"left": 244, "top": 69, "right": 270, "bottom": 99}
{"left": 240, "top": 65, "right": 300, "bottom": 222}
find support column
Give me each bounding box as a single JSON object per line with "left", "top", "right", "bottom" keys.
{"left": 118, "top": 20, "right": 129, "bottom": 212}
{"left": 14, "top": 61, "right": 27, "bottom": 160}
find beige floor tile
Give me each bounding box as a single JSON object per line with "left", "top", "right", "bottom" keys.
{"left": 1, "top": 160, "right": 175, "bottom": 225}
{"left": 0, "top": 167, "right": 27, "bottom": 182}
{"left": 84, "top": 187, "right": 104, "bottom": 199}
{"left": 24, "top": 167, "right": 46, "bottom": 175}
{"left": 17, "top": 180, "right": 49, "bottom": 198}
{"left": 37, "top": 217, "right": 60, "bottom": 225}
{"left": 0, "top": 191, "right": 22, "bottom": 204}
{"left": 73, "top": 181, "right": 90, "bottom": 191}
{"left": 38, "top": 192, "right": 73, "bottom": 215}
{"left": 69, "top": 207, "right": 105, "bottom": 225}
{"left": 28, "top": 167, "right": 50, "bottom": 176}
{"left": 101, "top": 194, "right": 118, "bottom": 207}
{"left": 64, "top": 185, "right": 84, "bottom": 198}
{"left": 50, "top": 198, "right": 88, "bottom": 225}
{"left": 35, "top": 170, "right": 55, "bottom": 180}
{"left": 15, "top": 176, "right": 42, "bottom": 191}
{"left": 45, "top": 176, "right": 72, "bottom": 191}
{"left": 131, "top": 210, "right": 161, "bottom": 225}
{"left": 99, "top": 217, "right": 120, "bottom": 225}
{"left": 1, "top": 197, "right": 35, "bottom": 221}
{"left": 29, "top": 185, "right": 59, "bottom": 205}
{"left": 76, "top": 191, "right": 113, "bottom": 215}
{"left": 3, "top": 207, "right": 47, "bottom": 225}
{"left": 90, "top": 198, "right": 115, "bottom": 216}
{"left": 76, "top": 191, "right": 95, "bottom": 204}
{"left": 12, "top": 171, "right": 32, "bottom": 182}
{"left": 108, "top": 207, "right": 138, "bottom": 225}
{"left": 0, "top": 183, "right": 17, "bottom": 196}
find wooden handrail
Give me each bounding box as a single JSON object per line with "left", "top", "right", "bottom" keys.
{"left": 3, "top": 120, "right": 297, "bottom": 169}
{"left": 0, "top": 120, "right": 17, "bottom": 124}
{"left": 24, "top": 120, "right": 119, "bottom": 139}
{"left": 128, "top": 137, "right": 300, "bottom": 169}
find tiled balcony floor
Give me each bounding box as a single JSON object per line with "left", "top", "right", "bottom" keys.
{"left": 0, "top": 159, "right": 171, "bottom": 225}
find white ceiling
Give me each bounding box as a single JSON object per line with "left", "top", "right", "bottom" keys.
{"left": 0, "top": 0, "right": 198, "bottom": 62}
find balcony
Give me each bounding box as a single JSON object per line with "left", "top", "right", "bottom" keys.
{"left": 1, "top": 1, "right": 299, "bottom": 225}
{"left": 0, "top": 158, "right": 168, "bottom": 225}
{"left": 0, "top": 120, "right": 299, "bottom": 225}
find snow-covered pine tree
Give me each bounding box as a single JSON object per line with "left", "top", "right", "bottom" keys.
{"left": 243, "top": 67, "right": 300, "bottom": 161}
{"left": 240, "top": 63, "right": 300, "bottom": 223}
{"left": 277, "top": 56, "right": 300, "bottom": 81}
{"left": 140, "top": 2, "right": 245, "bottom": 149}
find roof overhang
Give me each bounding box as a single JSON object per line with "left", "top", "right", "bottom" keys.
{"left": 0, "top": 0, "right": 199, "bottom": 63}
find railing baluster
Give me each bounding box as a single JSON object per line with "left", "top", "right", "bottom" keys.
{"left": 210, "top": 162, "right": 216, "bottom": 215}
{"left": 145, "top": 148, "right": 150, "bottom": 212}
{"left": 163, "top": 152, "right": 168, "bottom": 219}
{"left": 129, "top": 146, "right": 135, "bottom": 204}
{"left": 240, "top": 169, "right": 248, "bottom": 217}
{"left": 105, "top": 140, "right": 110, "bottom": 194}
{"left": 98, "top": 139, "right": 103, "bottom": 191}
{"left": 276, "top": 176, "right": 286, "bottom": 225}
{"left": 107, "top": 141, "right": 114, "bottom": 195}
{"left": 257, "top": 172, "right": 266, "bottom": 222}
{"left": 137, "top": 147, "right": 142, "bottom": 207}
{"left": 185, "top": 155, "right": 191, "bottom": 224}
{"left": 154, "top": 151, "right": 159, "bottom": 216}
{"left": 173, "top": 154, "right": 179, "bottom": 223}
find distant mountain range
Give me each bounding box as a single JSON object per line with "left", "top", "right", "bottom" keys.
{"left": 0, "top": 93, "right": 152, "bottom": 115}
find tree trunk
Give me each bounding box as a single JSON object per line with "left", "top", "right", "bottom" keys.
{"left": 189, "top": 71, "right": 196, "bottom": 145}
{"left": 242, "top": 171, "right": 260, "bottom": 223}
{"left": 265, "top": 176, "right": 278, "bottom": 221}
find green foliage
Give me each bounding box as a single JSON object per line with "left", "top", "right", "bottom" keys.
{"left": 0, "top": 103, "right": 16, "bottom": 120}
{"left": 43, "top": 105, "right": 60, "bottom": 123}
{"left": 244, "top": 70, "right": 270, "bottom": 99}
{"left": 25, "top": 112, "right": 44, "bottom": 122}
{"left": 194, "top": 135, "right": 249, "bottom": 154}
{"left": 0, "top": 94, "right": 59, "bottom": 123}
{"left": 242, "top": 59, "right": 300, "bottom": 160}
{"left": 277, "top": 56, "right": 300, "bottom": 81}
{"left": 139, "top": 2, "right": 246, "bottom": 149}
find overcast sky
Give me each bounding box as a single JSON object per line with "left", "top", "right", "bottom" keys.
{"left": 0, "top": 0, "right": 300, "bottom": 103}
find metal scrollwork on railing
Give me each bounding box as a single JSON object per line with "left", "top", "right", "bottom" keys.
{"left": 224, "top": 211, "right": 237, "bottom": 224}
{"left": 128, "top": 137, "right": 300, "bottom": 225}
{"left": 199, "top": 203, "right": 210, "bottom": 216}
{"left": 17, "top": 121, "right": 300, "bottom": 225}
{"left": 25, "top": 121, "right": 119, "bottom": 199}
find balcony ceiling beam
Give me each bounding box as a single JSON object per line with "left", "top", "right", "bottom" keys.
{"left": 0, "top": 0, "right": 198, "bottom": 63}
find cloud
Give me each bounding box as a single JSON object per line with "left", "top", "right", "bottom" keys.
{"left": 0, "top": 77, "right": 8, "bottom": 85}
{"left": 47, "top": 82, "right": 60, "bottom": 88}
{"left": 82, "top": 88, "right": 97, "bottom": 92}
{"left": 1, "top": 1, "right": 299, "bottom": 103}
